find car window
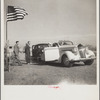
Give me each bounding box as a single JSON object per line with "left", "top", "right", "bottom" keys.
{"left": 34, "top": 44, "right": 49, "bottom": 49}
{"left": 34, "top": 45, "right": 38, "bottom": 49}
{"left": 64, "top": 41, "right": 73, "bottom": 45}
{"left": 38, "top": 45, "right": 41, "bottom": 48}
{"left": 39, "top": 44, "right": 49, "bottom": 48}
{"left": 32, "top": 45, "right": 35, "bottom": 49}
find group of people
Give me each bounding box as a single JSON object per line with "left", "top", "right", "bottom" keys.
{"left": 13, "top": 41, "right": 31, "bottom": 65}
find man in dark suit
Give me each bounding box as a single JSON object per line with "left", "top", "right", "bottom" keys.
{"left": 25, "top": 41, "right": 31, "bottom": 64}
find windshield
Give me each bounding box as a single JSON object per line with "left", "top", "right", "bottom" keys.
{"left": 58, "top": 41, "right": 73, "bottom": 46}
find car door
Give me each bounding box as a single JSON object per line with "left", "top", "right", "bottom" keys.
{"left": 32, "top": 45, "right": 39, "bottom": 57}
{"left": 44, "top": 47, "right": 60, "bottom": 61}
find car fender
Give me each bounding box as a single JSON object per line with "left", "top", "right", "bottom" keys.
{"left": 61, "top": 51, "right": 80, "bottom": 61}
{"left": 85, "top": 50, "right": 95, "bottom": 58}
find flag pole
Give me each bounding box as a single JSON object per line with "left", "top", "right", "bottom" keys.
{"left": 5, "top": 6, "right": 9, "bottom": 72}
{"left": 6, "top": 21, "right": 7, "bottom": 41}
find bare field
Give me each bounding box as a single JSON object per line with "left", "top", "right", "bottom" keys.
{"left": 4, "top": 59, "right": 97, "bottom": 85}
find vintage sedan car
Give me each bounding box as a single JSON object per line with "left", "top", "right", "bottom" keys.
{"left": 32, "top": 41, "right": 96, "bottom": 67}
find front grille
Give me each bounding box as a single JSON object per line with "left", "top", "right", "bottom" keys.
{"left": 79, "top": 50, "right": 86, "bottom": 58}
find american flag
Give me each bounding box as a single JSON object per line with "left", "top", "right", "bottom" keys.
{"left": 7, "top": 6, "right": 28, "bottom": 21}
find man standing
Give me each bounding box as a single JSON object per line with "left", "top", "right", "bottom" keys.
{"left": 14, "top": 41, "right": 20, "bottom": 59}
{"left": 13, "top": 41, "right": 22, "bottom": 66}
{"left": 25, "top": 41, "right": 31, "bottom": 64}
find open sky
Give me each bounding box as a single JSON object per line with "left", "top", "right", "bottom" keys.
{"left": 4, "top": 0, "right": 96, "bottom": 47}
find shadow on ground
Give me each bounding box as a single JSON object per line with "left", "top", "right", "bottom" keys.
{"left": 30, "top": 61, "right": 85, "bottom": 68}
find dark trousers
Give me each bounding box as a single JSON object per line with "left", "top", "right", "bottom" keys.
{"left": 25, "top": 54, "right": 30, "bottom": 63}
{"left": 4, "top": 56, "right": 9, "bottom": 71}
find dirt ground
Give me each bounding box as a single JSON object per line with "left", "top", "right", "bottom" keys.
{"left": 4, "top": 59, "right": 97, "bottom": 85}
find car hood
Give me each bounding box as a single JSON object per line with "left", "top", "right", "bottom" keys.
{"left": 59, "top": 45, "right": 77, "bottom": 51}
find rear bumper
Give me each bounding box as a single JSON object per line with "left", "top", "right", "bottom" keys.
{"left": 70, "top": 57, "right": 96, "bottom": 62}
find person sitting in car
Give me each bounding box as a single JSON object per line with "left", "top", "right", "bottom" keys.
{"left": 53, "top": 43, "right": 59, "bottom": 47}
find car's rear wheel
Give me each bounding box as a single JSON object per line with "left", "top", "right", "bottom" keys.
{"left": 84, "top": 60, "right": 94, "bottom": 65}
{"left": 62, "top": 55, "right": 73, "bottom": 67}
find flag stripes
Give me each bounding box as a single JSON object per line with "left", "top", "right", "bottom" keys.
{"left": 7, "top": 13, "right": 25, "bottom": 18}
{"left": 7, "top": 6, "right": 28, "bottom": 22}
{"left": 7, "top": 17, "right": 24, "bottom": 22}
{"left": 7, "top": 10, "right": 27, "bottom": 15}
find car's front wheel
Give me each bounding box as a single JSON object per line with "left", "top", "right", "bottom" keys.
{"left": 84, "top": 60, "right": 94, "bottom": 65}
{"left": 62, "top": 55, "right": 73, "bottom": 67}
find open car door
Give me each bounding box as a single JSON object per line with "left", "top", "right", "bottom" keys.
{"left": 44, "top": 47, "right": 60, "bottom": 61}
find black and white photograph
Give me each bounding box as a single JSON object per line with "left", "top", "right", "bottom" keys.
{"left": 4, "top": 0, "right": 98, "bottom": 85}
{"left": 1, "top": 0, "right": 99, "bottom": 99}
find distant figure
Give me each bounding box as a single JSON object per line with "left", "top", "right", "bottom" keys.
{"left": 4, "top": 40, "right": 10, "bottom": 71}
{"left": 25, "top": 41, "right": 31, "bottom": 64}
